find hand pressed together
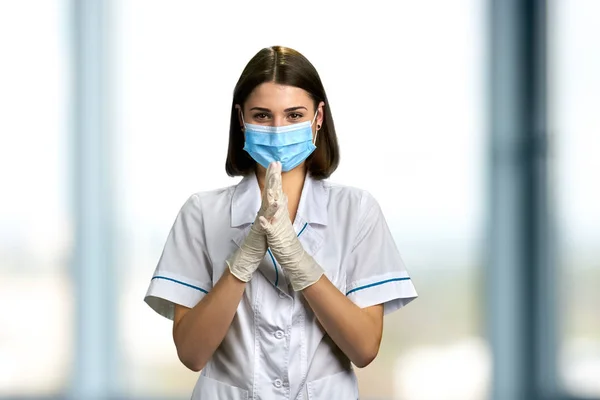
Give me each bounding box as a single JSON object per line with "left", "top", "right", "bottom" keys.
{"left": 226, "top": 162, "right": 281, "bottom": 282}
{"left": 228, "top": 161, "right": 324, "bottom": 290}
{"left": 259, "top": 162, "right": 324, "bottom": 291}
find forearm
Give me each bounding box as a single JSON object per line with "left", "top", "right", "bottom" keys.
{"left": 173, "top": 268, "right": 246, "bottom": 371}
{"left": 302, "top": 275, "right": 383, "bottom": 368}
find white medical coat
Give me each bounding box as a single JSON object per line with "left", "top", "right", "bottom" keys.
{"left": 144, "top": 173, "right": 418, "bottom": 399}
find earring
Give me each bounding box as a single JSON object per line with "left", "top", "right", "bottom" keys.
{"left": 317, "top": 124, "right": 321, "bottom": 130}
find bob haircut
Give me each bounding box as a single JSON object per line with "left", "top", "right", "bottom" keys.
{"left": 225, "top": 46, "right": 340, "bottom": 180}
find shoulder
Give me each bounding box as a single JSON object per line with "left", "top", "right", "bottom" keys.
{"left": 191, "top": 184, "right": 236, "bottom": 204}
{"left": 322, "top": 179, "right": 380, "bottom": 213}
{"left": 178, "top": 183, "right": 238, "bottom": 215}
{"left": 189, "top": 180, "right": 241, "bottom": 205}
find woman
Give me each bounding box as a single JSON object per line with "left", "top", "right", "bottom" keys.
{"left": 144, "top": 46, "right": 418, "bottom": 399}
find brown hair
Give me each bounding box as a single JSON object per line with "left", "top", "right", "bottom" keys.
{"left": 225, "top": 46, "right": 340, "bottom": 179}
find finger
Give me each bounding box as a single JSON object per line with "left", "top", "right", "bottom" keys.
{"left": 259, "top": 216, "right": 271, "bottom": 231}
{"left": 268, "top": 168, "right": 280, "bottom": 187}
{"left": 271, "top": 200, "right": 287, "bottom": 223}
{"left": 262, "top": 162, "right": 283, "bottom": 213}
{"left": 264, "top": 162, "right": 276, "bottom": 189}
{"left": 266, "top": 161, "right": 278, "bottom": 180}
{"left": 266, "top": 202, "right": 280, "bottom": 218}
{"left": 268, "top": 184, "right": 281, "bottom": 204}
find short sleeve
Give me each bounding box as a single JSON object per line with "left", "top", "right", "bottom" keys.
{"left": 345, "top": 192, "right": 418, "bottom": 315}
{"left": 144, "top": 194, "right": 213, "bottom": 320}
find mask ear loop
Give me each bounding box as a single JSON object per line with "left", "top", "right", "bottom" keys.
{"left": 240, "top": 111, "right": 246, "bottom": 131}
{"left": 312, "top": 110, "right": 320, "bottom": 145}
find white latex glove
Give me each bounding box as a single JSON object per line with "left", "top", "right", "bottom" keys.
{"left": 259, "top": 173, "right": 324, "bottom": 291}
{"left": 227, "top": 162, "right": 283, "bottom": 282}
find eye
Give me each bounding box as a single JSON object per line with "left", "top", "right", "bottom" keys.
{"left": 288, "top": 112, "right": 303, "bottom": 120}
{"left": 253, "top": 113, "right": 270, "bottom": 121}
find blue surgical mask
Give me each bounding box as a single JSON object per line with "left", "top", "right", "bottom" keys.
{"left": 242, "top": 111, "right": 319, "bottom": 172}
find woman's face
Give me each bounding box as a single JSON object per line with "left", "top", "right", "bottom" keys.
{"left": 237, "top": 82, "right": 324, "bottom": 130}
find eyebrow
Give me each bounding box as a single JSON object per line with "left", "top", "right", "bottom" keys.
{"left": 249, "top": 106, "right": 308, "bottom": 113}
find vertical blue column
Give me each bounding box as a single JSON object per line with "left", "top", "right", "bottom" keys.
{"left": 487, "top": 0, "right": 557, "bottom": 399}
{"left": 69, "top": 0, "right": 118, "bottom": 398}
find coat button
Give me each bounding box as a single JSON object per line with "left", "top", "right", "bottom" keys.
{"left": 274, "top": 330, "right": 284, "bottom": 339}
{"left": 278, "top": 291, "right": 286, "bottom": 299}
{"left": 274, "top": 379, "right": 283, "bottom": 388}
